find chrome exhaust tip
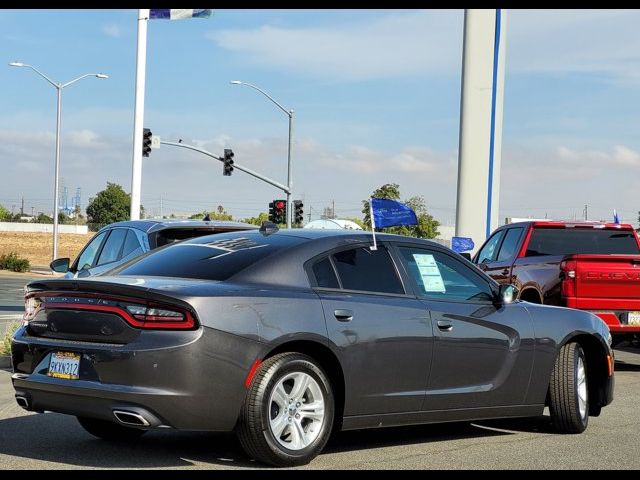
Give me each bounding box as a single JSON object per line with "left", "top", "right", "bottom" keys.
{"left": 113, "top": 410, "right": 150, "bottom": 427}
{"left": 15, "top": 395, "right": 30, "bottom": 409}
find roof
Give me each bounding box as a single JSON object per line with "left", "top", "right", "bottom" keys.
{"left": 503, "top": 220, "right": 635, "bottom": 230}
{"left": 303, "top": 219, "right": 363, "bottom": 230}
{"left": 99, "top": 219, "right": 258, "bottom": 234}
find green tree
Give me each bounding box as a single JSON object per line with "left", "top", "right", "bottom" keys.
{"left": 361, "top": 183, "right": 439, "bottom": 239}
{"left": 32, "top": 213, "right": 53, "bottom": 224}
{"left": 189, "top": 207, "right": 233, "bottom": 221}
{"left": 0, "top": 204, "right": 10, "bottom": 221}
{"left": 86, "top": 183, "right": 132, "bottom": 225}
{"left": 242, "top": 212, "right": 269, "bottom": 226}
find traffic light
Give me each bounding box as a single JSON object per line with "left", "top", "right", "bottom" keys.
{"left": 269, "top": 199, "right": 286, "bottom": 224}
{"left": 223, "top": 148, "right": 234, "bottom": 176}
{"left": 293, "top": 200, "right": 304, "bottom": 226}
{"left": 142, "top": 128, "right": 152, "bottom": 157}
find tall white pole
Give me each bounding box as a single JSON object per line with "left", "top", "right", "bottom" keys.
{"left": 52, "top": 86, "right": 62, "bottom": 260}
{"left": 286, "top": 110, "right": 294, "bottom": 228}
{"left": 130, "top": 8, "right": 149, "bottom": 220}
{"left": 455, "top": 9, "right": 507, "bottom": 254}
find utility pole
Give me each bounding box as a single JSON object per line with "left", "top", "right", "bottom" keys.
{"left": 332, "top": 199, "right": 336, "bottom": 219}
{"left": 21, "top": 195, "right": 24, "bottom": 216}
{"left": 584, "top": 204, "right": 588, "bottom": 221}
{"left": 160, "top": 195, "right": 163, "bottom": 219}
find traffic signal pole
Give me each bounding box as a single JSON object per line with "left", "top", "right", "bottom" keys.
{"left": 160, "top": 140, "right": 291, "bottom": 195}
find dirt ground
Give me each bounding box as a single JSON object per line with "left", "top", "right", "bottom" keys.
{"left": 0, "top": 232, "right": 94, "bottom": 268}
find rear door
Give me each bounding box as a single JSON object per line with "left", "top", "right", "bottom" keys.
{"left": 311, "top": 244, "right": 433, "bottom": 416}
{"left": 395, "top": 245, "right": 535, "bottom": 410}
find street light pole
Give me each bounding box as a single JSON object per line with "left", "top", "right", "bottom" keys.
{"left": 231, "top": 81, "right": 294, "bottom": 228}
{"left": 8, "top": 62, "right": 108, "bottom": 261}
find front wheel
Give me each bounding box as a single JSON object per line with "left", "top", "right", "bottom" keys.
{"left": 236, "top": 353, "right": 334, "bottom": 467}
{"left": 548, "top": 342, "right": 589, "bottom": 433}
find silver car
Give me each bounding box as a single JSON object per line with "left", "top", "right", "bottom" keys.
{"left": 49, "top": 219, "right": 257, "bottom": 278}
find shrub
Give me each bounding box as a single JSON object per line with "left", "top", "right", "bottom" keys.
{"left": 1, "top": 321, "right": 21, "bottom": 356}
{"left": 0, "top": 252, "right": 30, "bottom": 273}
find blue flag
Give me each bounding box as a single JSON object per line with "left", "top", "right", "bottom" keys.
{"left": 613, "top": 209, "right": 620, "bottom": 224}
{"left": 451, "top": 236, "right": 475, "bottom": 253}
{"left": 149, "top": 9, "right": 213, "bottom": 20}
{"left": 371, "top": 198, "right": 418, "bottom": 229}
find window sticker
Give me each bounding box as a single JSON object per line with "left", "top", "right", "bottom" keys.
{"left": 413, "top": 254, "right": 446, "bottom": 293}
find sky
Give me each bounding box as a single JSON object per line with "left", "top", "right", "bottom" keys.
{"left": 1, "top": 9, "right": 640, "bottom": 227}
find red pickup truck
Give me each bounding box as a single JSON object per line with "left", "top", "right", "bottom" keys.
{"left": 472, "top": 220, "right": 640, "bottom": 345}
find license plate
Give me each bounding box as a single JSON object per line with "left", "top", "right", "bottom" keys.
{"left": 628, "top": 312, "right": 640, "bottom": 326}
{"left": 48, "top": 352, "right": 80, "bottom": 380}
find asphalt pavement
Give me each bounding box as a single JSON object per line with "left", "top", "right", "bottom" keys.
{"left": 0, "top": 272, "right": 39, "bottom": 332}
{"left": 0, "top": 344, "right": 639, "bottom": 469}
{"left": 1, "top": 271, "right": 639, "bottom": 469}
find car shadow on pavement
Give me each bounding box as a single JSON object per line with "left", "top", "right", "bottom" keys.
{"left": 614, "top": 361, "right": 640, "bottom": 372}
{"left": 324, "top": 420, "right": 513, "bottom": 455}
{"left": 0, "top": 412, "right": 258, "bottom": 469}
{"left": 0, "top": 411, "right": 524, "bottom": 469}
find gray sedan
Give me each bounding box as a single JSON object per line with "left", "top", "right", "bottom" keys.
{"left": 11, "top": 229, "right": 614, "bottom": 466}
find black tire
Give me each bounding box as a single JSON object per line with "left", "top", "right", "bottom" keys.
{"left": 236, "top": 353, "right": 335, "bottom": 467}
{"left": 77, "top": 416, "right": 147, "bottom": 441}
{"left": 548, "top": 342, "right": 589, "bottom": 433}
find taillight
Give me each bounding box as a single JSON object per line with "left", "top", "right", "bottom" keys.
{"left": 125, "top": 304, "right": 192, "bottom": 328}
{"left": 560, "top": 259, "right": 577, "bottom": 298}
{"left": 23, "top": 292, "right": 195, "bottom": 330}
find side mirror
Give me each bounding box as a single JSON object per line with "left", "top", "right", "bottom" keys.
{"left": 50, "top": 257, "right": 70, "bottom": 273}
{"left": 459, "top": 252, "right": 472, "bottom": 261}
{"left": 497, "top": 284, "right": 518, "bottom": 304}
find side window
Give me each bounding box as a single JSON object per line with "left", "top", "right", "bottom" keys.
{"left": 331, "top": 246, "right": 404, "bottom": 295}
{"left": 121, "top": 229, "right": 144, "bottom": 259}
{"left": 476, "top": 230, "right": 505, "bottom": 264}
{"left": 75, "top": 231, "right": 107, "bottom": 271}
{"left": 96, "top": 229, "right": 128, "bottom": 266}
{"left": 311, "top": 257, "right": 340, "bottom": 288}
{"left": 399, "top": 247, "right": 494, "bottom": 302}
{"left": 496, "top": 228, "right": 523, "bottom": 262}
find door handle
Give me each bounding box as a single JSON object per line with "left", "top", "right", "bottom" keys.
{"left": 334, "top": 309, "right": 353, "bottom": 322}
{"left": 437, "top": 320, "right": 453, "bottom": 332}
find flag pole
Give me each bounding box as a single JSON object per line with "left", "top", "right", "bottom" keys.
{"left": 369, "top": 198, "right": 378, "bottom": 251}
{"left": 130, "top": 8, "right": 149, "bottom": 220}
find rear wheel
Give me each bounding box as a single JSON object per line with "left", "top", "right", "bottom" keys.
{"left": 236, "top": 353, "right": 334, "bottom": 467}
{"left": 548, "top": 342, "right": 589, "bottom": 433}
{"left": 77, "top": 416, "right": 147, "bottom": 441}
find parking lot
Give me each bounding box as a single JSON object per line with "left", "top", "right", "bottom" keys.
{"left": 0, "top": 272, "right": 639, "bottom": 469}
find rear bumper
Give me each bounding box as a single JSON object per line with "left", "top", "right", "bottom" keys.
{"left": 591, "top": 311, "right": 640, "bottom": 335}
{"left": 11, "top": 326, "right": 264, "bottom": 431}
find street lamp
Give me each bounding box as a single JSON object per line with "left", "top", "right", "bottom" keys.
{"left": 230, "top": 80, "right": 294, "bottom": 228}
{"left": 9, "top": 62, "right": 108, "bottom": 262}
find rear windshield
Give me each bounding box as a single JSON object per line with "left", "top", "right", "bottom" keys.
{"left": 526, "top": 228, "right": 640, "bottom": 256}
{"left": 116, "top": 232, "right": 304, "bottom": 281}
{"left": 157, "top": 228, "right": 221, "bottom": 247}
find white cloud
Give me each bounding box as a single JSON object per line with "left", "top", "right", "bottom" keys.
{"left": 209, "top": 9, "right": 640, "bottom": 84}
{"left": 102, "top": 23, "right": 122, "bottom": 38}
{"left": 208, "top": 10, "right": 462, "bottom": 80}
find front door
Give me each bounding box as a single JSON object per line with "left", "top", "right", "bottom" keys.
{"left": 395, "top": 245, "right": 535, "bottom": 411}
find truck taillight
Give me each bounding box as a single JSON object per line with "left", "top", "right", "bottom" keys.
{"left": 560, "top": 260, "right": 577, "bottom": 298}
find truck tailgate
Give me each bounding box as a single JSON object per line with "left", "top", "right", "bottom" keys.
{"left": 571, "top": 254, "right": 640, "bottom": 310}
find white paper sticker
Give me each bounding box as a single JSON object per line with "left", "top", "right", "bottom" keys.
{"left": 413, "top": 254, "right": 446, "bottom": 293}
